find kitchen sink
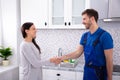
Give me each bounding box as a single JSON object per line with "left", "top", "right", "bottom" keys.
{"left": 60, "top": 59, "right": 79, "bottom": 68}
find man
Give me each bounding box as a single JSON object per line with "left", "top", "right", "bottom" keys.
{"left": 58, "top": 9, "right": 113, "bottom": 80}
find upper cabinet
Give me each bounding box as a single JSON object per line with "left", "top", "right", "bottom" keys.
{"left": 103, "top": 0, "right": 120, "bottom": 22}
{"left": 21, "top": 0, "right": 49, "bottom": 28}
{"left": 21, "top": 0, "right": 109, "bottom": 29}
{"left": 85, "top": 0, "right": 108, "bottom": 19}
{"left": 108, "top": 0, "right": 120, "bottom": 18}
{"left": 21, "top": 0, "right": 85, "bottom": 29}
{"left": 49, "top": 0, "right": 85, "bottom": 29}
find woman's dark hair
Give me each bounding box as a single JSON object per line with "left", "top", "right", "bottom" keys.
{"left": 21, "top": 22, "right": 41, "bottom": 53}
{"left": 82, "top": 9, "right": 99, "bottom": 22}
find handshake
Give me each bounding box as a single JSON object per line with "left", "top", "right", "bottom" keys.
{"left": 50, "top": 56, "right": 62, "bottom": 65}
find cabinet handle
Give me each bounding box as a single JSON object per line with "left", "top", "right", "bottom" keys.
{"left": 68, "top": 22, "right": 71, "bottom": 26}
{"left": 56, "top": 73, "right": 60, "bottom": 76}
{"left": 45, "top": 22, "right": 47, "bottom": 26}
{"left": 64, "top": 22, "right": 67, "bottom": 26}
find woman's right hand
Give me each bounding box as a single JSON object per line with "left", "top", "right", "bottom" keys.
{"left": 50, "top": 57, "right": 62, "bottom": 64}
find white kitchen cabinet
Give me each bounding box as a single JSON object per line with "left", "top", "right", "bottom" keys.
{"left": 42, "top": 69, "right": 76, "bottom": 80}
{"left": 112, "top": 75, "right": 120, "bottom": 80}
{"left": 108, "top": 0, "right": 120, "bottom": 18}
{"left": 49, "top": 0, "right": 85, "bottom": 29}
{"left": 0, "top": 66, "right": 19, "bottom": 80}
{"left": 21, "top": 0, "right": 108, "bottom": 29}
{"left": 21, "top": 0, "right": 49, "bottom": 28}
{"left": 76, "top": 71, "right": 83, "bottom": 80}
{"left": 85, "top": 0, "right": 108, "bottom": 19}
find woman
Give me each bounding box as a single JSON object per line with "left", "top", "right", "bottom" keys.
{"left": 19, "top": 22, "right": 60, "bottom": 80}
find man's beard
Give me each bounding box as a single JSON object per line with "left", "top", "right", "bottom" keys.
{"left": 85, "top": 20, "right": 92, "bottom": 29}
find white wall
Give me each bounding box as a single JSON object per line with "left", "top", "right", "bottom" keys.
{"left": 0, "top": 0, "right": 2, "bottom": 46}
{"left": 17, "top": 0, "right": 22, "bottom": 64}
{"left": 0, "top": 0, "right": 2, "bottom": 63}
{"left": 0, "top": 0, "right": 20, "bottom": 65}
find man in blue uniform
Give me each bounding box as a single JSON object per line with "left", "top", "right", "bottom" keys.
{"left": 58, "top": 9, "right": 113, "bottom": 80}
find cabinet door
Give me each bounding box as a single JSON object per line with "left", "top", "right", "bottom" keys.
{"left": 108, "top": 0, "right": 120, "bottom": 18}
{"left": 42, "top": 69, "right": 76, "bottom": 80}
{"left": 112, "top": 75, "right": 120, "bottom": 80}
{"left": 76, "top": 72, "right": 83, "bottom": 80}
{"left": 21, "top": 0, "right": 49, "bottom": 28}
{"left": 42, "top": 69, "right": 59, "bottom": 80}
{"left": 60, "top": 70, "right": 76, "bottom": 80}
{"left": 49, "top": 0, "right": 65, "bottom": 28}
{"left": 49, "top": 0, "right": 85, "bottom": 29}
{"left": 85, "top": 0, "right": 108, "bottom": 19}
{"left": 71, "top": 0, "right": 85, "bottom": 29}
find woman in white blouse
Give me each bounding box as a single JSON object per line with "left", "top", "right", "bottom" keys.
{"left": 19, "top": 22, "right": 60, "bottom": 80}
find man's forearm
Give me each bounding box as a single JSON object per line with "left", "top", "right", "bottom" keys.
{"left": 60, "top": 45, "right": 83, "bottom": 61}
{"left": 105, "top": 49, "right": 113, "bottom": 80}
{"left": 61, "top": 50, "right": 83, "bottom": 60}
{"left": 106, "top": 58, "right": 113, "bottom": 80}
{"left": 61, "top": 51, "right": 78, "bottom": 60}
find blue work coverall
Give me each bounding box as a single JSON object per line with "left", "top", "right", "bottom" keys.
{"left": 80, "top": 27, "right": 113, "bottom": 80}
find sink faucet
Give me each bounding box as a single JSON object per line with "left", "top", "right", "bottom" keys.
{"left": 58, "top": 48, "right": 62, "bottom": 57}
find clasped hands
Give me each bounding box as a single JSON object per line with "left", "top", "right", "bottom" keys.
{"left": 50, "top": 56, "right": 62, "bottom": 65}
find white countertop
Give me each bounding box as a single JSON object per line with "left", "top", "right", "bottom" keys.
{"left": 42, "top": 63, "right": 84, "bottom": 72}
{"left": 42, "top": 63, "right": 120, "bottom": 76}
{"left": 0, "top": 64, "right": 18, "bottom": 74}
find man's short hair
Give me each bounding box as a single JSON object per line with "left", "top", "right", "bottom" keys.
{"left": 82, "top": 9, "right": 99, "bottom": 22}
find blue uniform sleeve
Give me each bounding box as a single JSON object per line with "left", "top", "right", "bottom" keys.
{"left": 80, "top": 32, "right": 88, "bottom": 46}
{"left": 101, "top": 32, "right": 113, "bottom": 50}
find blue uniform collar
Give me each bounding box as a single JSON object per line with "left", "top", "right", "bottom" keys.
{"left": 89, "top": 27, "right": 101, "bottom": 36}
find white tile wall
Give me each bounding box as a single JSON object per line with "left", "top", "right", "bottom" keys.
{"left": 36, "top": 29, "right": 85, "bottom": 62}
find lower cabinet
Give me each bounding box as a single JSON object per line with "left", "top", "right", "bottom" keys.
{"left": 43, "top": 69, "right": 120, "bottom": 80}
{"left": 76, "top": 72, "right": 83, "bottom": 80}
{"left": 112, "top": 75, "right": 120, "bottom": 80}
{"left": 0, "top": 67, "right": 19, "bottom": 80}
{"left": 42, "top": 69, "right": 76, "bottom": 80}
